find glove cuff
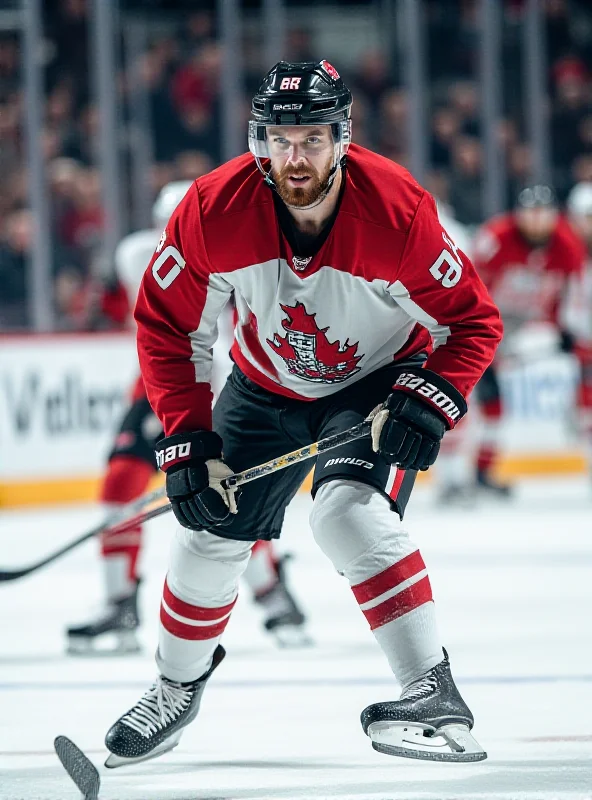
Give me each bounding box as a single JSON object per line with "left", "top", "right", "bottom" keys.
{"left": 391, "top": 368, "right": 467, "bottom": 429}
{"left": 155, "top": 430, "right": 223, "bottom": 472}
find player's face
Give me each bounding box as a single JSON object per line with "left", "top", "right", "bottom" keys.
{"left": 515, "top": 207, "right": 558, "bottom": 244}
{"left": 267, "top": 125, "right": 335, "bottom": 207}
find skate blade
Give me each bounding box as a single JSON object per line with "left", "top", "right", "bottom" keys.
{"left": 271, "top": 626, "right": 314, "bottom": 649}
{"left": 67, "top": 630, "right": 142, "bottom": 657}
{"left": 367, "top": 721, "right": 487, "bottom": 763}
{"left": 54, "top": 736, "right": 101, "bottom": 800}
{"left": 104, "top": 729, "right": 183, "bottom": 769}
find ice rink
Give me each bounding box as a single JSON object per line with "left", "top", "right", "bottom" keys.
{"left": 1, "top": 478, "right": 591, "bottom": 800}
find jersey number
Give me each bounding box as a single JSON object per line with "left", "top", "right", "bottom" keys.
{"left": 429, "top": 233, "right": 463, "bottom": 288}
{"left": 152, "top": 246, "right": 186, "bottom": 289}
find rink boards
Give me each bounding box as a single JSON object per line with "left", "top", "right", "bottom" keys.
{"left": 0, "top": 333, "right": 586, "bottom": 507}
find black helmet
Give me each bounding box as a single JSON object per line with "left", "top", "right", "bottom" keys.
{"left": 248, "top": 60, "right": 352, "bottom": 204}
{"left": 250, "top": 60, "right": 352, "bottom": 126}
{"left": 516, "top": 184, "right": 557, "bottom": 209}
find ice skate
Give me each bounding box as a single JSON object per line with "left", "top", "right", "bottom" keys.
{"left": 361, "top": 649, "right": 487, "bottom": 762}
{"left": 104, "top": 644, "right": 225, "bottom": 768}
{"left": 476, "top": 468, "right": 513, "bottom": 499}
{"left": 66, "top": 582, "right": 141, "bottom": 655}
{"left": 255, "top": 558, "right": 312, "bottom": 648}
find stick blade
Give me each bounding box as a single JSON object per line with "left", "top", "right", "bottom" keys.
{"left": 0, "top": 568, "right": 30, "bottom": 582}
{"left": 54, "top": 736, "right": 100, "bottom": 800}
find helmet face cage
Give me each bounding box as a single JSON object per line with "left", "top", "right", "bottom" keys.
{"left": 248, "top": 119, "right": 351, "bottom": 160}
{"left": 516, "top": 184, "right": 557, "bottom": 210}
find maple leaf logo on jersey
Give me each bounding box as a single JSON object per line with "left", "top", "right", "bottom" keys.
{"left": 267, "top": 302, "right": 363, "bottom": 383}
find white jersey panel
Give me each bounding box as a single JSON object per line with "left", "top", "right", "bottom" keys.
{"left": 224, "top": 260, "right": 420, "bottom": 398}
{"left": 189, "top": 273, "right": 233, "bottom": 384}
{"left": 115, "top": 229, "right": 161, "bottom": 304}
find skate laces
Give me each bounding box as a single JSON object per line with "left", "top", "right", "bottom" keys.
{"left": 400, "top": 672, "right": 439, "bottom": 702}
{"left": 121, "top": 676, "right": 193, "bottom": 738}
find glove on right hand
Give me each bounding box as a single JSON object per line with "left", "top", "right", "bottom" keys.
{"left": 156, "top": 431, "right": 238, "bottom": 531}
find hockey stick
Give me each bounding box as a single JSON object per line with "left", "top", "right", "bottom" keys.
{"left": 0, "top": 416, "right": 373, "bottom": 583}
{"left": 54, "top": 736, "right": 100, "bottom": 800}
{"left": 0, "top": 486, "right": 167, "bottom": 583}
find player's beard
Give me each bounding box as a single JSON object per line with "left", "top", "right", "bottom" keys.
{"left": 272, "top": 159, "right": 334, "bottom": 208}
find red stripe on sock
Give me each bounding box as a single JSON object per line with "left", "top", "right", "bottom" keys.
{"left": 159, "top": 604, "right": 231, "bottom": 640}
{"left": 163, "top": 579, "right": 237, "bottom": 621}
{"left": 351, "top": 550, "right": 426, "bottom": 604}
{"left": 361, "top": 575, "right": 433, "bottom": 630}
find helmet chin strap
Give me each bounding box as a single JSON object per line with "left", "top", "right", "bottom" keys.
{"left": 257, "top": 145, "right": 345, "bottom": 211}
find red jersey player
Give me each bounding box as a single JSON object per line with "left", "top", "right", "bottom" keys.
{"left": 66, "top": 182, "right": 309, "bottom": 655}
{"left": 471, "top": 185, "right": 586, "bottom": 496}
{"left": 103, "top": 61, "right": 501, "bottom": 767}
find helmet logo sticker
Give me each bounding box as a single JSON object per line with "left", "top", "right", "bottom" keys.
{"left": 321, "top": 61, "right": 340, "bottom": 80}
{"left": 280, "top": 77, "right": 302, "bottom": 90}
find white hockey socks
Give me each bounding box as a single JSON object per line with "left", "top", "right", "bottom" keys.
{"left": 157, "top": 526, "right": 252, "bottom": 683}
{"left": 310, "top": 480, "right": 442, "bottom": 688}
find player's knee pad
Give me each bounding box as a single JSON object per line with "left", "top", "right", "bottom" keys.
{"left": 168, "top": 526, "right": 253, "bottom": 603}
{"left": 310, "top": 479, "right": 411, "bottom": 575}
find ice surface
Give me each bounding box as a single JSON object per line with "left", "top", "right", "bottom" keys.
{"left": 1, "top": 478, "right": 591, "bottom": 799}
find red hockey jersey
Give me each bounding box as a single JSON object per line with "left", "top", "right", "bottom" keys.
{"left": 472, "top": 213, "right": 586, "bottom": 332}
{"left": 135, "top": 144, "right": 502, "bottom": 435}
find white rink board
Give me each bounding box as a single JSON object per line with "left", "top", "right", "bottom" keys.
{"left": 498, "top": 352, "right": 580, "bottom": 452}
{"left": 0, "top": 335, "right": 582, "bottom": 486}
{"left": 0, "top": 334, "right": 137, "bottom": 480}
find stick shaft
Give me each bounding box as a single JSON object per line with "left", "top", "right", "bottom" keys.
{"left": 0, "top": 486, "right": 166, "bottom": 582}
{"left": 223, "top": 419, "right": 372, "bottom": 487}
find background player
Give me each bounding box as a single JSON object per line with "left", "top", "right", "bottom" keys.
{"left": 102, "top": 60, "right": 500, "bottom": 767}
{"left": 66, "top": 182, "right": 309, "bottom": 654}
{"left": 465, "top": 185, "right": 586, "bottom": 498}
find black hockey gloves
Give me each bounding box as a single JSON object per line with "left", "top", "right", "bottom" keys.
{"left": 156, "top": 431, "right": 238, "bottom": 531}
{"left": 371, "top": 368, "right": 467, "bottom": 471}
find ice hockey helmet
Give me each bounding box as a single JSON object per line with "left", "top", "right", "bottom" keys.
{"left": 248, "top": 61, "right": 352, "bottom": 202}
{"left": 567, "top": 182, "right": 592, "bottom": 217}
{"left": 152, "top": 180, "right": 193, "bottom": 228}
{"left": 515, "top": 184, "right": 557, "bottom": 209}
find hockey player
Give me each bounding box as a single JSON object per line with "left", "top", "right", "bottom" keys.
{"left": 471, "top": 185, "right": 586, "bottom": 496}
{"left": 566, "top": 182, "right": 592, "bottom": 480}
{"left": 66, "top": 181, "right": 309, "bottom": 655}
{"left": 103, "top": 60, "right": 501, "bottom": 767}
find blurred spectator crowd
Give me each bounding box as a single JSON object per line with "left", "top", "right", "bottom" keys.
{"left": 1, "top": 0, "right": 591, "bottom": 330}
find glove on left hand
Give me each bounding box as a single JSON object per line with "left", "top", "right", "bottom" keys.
{"left": 371, "top": 368, "right": 467, "bottom": 471}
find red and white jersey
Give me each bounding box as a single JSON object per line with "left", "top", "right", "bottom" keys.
{"left": 472, "top": 213, "right": 586, "bottom": 336}
{"left": 135, "top": 144, "right": 502, "bottom": 435}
